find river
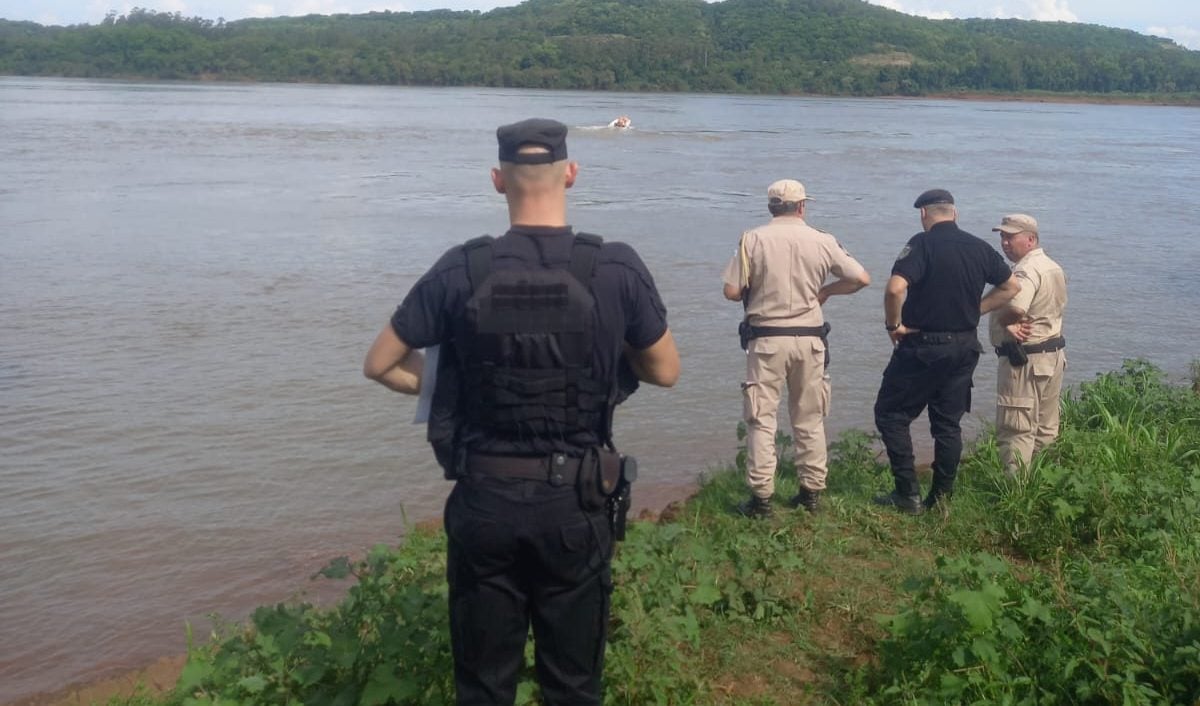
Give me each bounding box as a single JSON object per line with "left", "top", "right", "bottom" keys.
{"left": 1, "top": 77, "right": 1197, "bottom": 701}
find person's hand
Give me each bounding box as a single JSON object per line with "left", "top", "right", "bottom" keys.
{"left": 1006, "top": 321, "right": 1032, "bottom": 342}
{"left": 817, "top": 291, "right": 830, "bottom": 306}
{"left": 889, "top": 323, "right": 918, "bottom": 346}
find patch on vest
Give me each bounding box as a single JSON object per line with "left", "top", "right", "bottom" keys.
{"left": 458, "top": 245, "right": 608, "bottom": 439}
{"left": 895, "top": 245, "right": 912, "bottom": 261}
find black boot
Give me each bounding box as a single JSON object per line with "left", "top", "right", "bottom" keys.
{"left": 923, "top": 490, "right": 953, "bottom": 511}
{"left": 872, "top": 491, "right": 924, "bottom": 515}
{"left": 789, "top": 487, "right": 822, "bottom": 514}
{"left": 736, "top": 494, "right": 773, "bottom": 519}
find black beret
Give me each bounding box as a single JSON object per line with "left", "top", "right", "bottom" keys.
{"left": 497, "top": 118, "right": 568, "bottom": 165}
{"left": 913, "top": 188, "right": 955, "bottom": 208}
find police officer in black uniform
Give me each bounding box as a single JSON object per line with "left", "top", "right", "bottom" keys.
{"left": 873, "top": 189, "right": 1019, "bottom": 514}
{"left": 363, "top": 118, "right": 680, "bottom": 705}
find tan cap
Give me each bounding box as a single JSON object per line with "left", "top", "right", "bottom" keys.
{"left": 992, "top": 213, "right": 1038, "bottom": 234}
{"left": 767, "top": 179, "right": 810, "bottom": 203}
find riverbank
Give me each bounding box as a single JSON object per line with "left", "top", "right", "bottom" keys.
{"left": 3, "top": 481, "right": 707, "bottom": 706}
{"left": 6, "top": 72, "right": 1197, "bottom": 108}
{"left": 15, "top": 360, "right": 1200, "bottom": 705}
{"left": 916, "top": 89, "right": 1200, "bottom": 106}
{"left": 8, "top": 658, "right": 185, "bottom": 706}
{"left": 6, "top": 0, "right": 1200, "bottom": 107}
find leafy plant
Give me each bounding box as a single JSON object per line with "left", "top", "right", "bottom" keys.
{"left": 124, "top": 360, "right": 1200, "bottom": 706}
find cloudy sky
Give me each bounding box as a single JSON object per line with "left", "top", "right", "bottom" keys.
{"left": 4, "top": 0, "right": 1198, "bottom": 49}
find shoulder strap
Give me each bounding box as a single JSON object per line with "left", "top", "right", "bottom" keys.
{"left": 463, "top": 235, "right": 494, "bottom": 293}
{"left": 569, "top": 232, "right": 603, "bottom": 286}
{"left": 571, "top": 232, "right": 616, "bottom": 446}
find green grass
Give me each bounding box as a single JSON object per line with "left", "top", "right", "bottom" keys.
{"left": 102, "top": 359, "right": 1200, "bottom": 705}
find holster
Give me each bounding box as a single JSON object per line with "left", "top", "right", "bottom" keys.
{"left": 610, "top": 455, "right": 637, "bottom": 541}
{"left": 999, "top": 340, "right": 1029, "bottom": 367}
{"left": 577, "top": 447, "right": 637, "bottom": 541}
{"left": 738, "top": 320, "right": 752, "bottom": 351}
{"left": 577, "top": 447, "right": 623, "bottom": 511}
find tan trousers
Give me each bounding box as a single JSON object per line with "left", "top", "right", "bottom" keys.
{"left": 742, "top": 335, "right": 830, "bottom": 499}
{"left": 995, "top": 349, "right": 1066, "bottom": 475}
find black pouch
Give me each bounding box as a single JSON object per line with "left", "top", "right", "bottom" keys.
{"left": 1003, "top": 341, "right": 1029, "bottom": 367}
{"left": 738, "top": 320, "right": 752, "bottom": 351}
{"left": 609, "top": 455, "right": 637, "bottom": 541}
{"left": 578, "top": 447, "right": 622, "bottom": 511}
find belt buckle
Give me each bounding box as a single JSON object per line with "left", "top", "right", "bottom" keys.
{"left": 549, "top": 453, "right": 569, "bottom": 486}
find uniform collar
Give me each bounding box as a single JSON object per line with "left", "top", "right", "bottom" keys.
{"left": 508, "top": 225, "right": 573, "bottom": 237}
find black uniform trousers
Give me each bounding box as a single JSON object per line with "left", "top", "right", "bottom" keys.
{"left": 444, "top": 474, "right": 613, "bottom": 705}
{"left": 873, "top": 334, "right": 981, "bottom": 498}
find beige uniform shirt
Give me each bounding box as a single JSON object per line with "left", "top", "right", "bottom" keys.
{"left": 721, "top": 216, "right": 866, "bottom": 327}
{"left": 988, "top": 247, "right": 1067, "bottom": 346}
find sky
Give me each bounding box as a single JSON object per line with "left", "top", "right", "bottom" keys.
{"left": 3, "top": 0, "right": 1198, "bottom": 50}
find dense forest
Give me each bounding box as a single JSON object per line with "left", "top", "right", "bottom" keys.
{"left": 2, "top": 0, "right": 1199, "bottom": 99}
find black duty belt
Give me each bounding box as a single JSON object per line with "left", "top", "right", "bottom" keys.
{"left": 464, "top": 453, "right": 581, "bottom": 486}
{"left": 747, "top": 322, "right": 830, "bottom": 340}
{"left": 909, "top": 330, "right": 977, "bottom": 345}
{"left": 995, "top": 335, "right": 1066, "bottom": 357}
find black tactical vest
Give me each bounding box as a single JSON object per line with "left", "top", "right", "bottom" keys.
{"left": 428, "top": 233, "right": 612, "bottom": 477}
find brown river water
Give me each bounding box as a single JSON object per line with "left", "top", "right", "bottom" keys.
{"left": 2, "top": 77, "right": 1198, "bottom": 701}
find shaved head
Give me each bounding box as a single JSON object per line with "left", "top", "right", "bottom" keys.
{"left": 499, "top": 151, "right": 568, "bottom": 195}
{"left": 923, "top": 203, "right": 956, "bottom": 219}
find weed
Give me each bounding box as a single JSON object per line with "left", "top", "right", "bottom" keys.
{"left": 129, "top": 361, "right": 1200, "bottom": 705}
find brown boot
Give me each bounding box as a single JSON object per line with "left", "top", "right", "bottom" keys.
{"left": 789, "top": 487, "right": 821, "bottom": 514}
{"left": 736, "top": 495, "right": 773, "bottom": 519}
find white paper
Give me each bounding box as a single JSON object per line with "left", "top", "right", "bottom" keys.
{"left": 412, "top": 345, "right": 439, "bottom": 424}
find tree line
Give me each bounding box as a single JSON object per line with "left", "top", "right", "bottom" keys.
{"left": 1, "top": 0, "right": 1198, "bottom": 100}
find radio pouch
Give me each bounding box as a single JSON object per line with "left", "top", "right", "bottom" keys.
{"left": 738, "top": 320, "right": 752, "bottom": 351}
{"left": 1003, "top": 341, "right": 1029, "bottom": 367}
{"left": 578, "top": 447, "right": 623, "bottom": 511}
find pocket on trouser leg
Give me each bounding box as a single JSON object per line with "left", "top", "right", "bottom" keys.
{"left": 996, "top": 395, "right": 1035, "bottom": 435}
{"left": 742, "top": 381, "right": 764, "bottom": 424}
{"left": 1031, "top": 355, "right": 1058, "bottom": 379}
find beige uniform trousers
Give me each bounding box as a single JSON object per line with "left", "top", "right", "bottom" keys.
{"left": 995, "top": 349, "right": 1066, "bottom": 475}
{"left": 742, "top": 335, "right": 830, "bottom": 499}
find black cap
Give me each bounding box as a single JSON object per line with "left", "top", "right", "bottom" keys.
{"left": 913, "top": 189, "right": 955, "bottom": 208}
{"left": 497, "top": 118, "right": 568, "bottom": 165}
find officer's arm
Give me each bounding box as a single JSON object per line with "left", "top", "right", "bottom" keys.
{"left": 980, "top": 275, "right": 1020, "bottom": 315}
{"left": 721, "top": 248, "right": 744, "bottom": 301}
{"left": 818, "top": 268, "right": 870, "bottom": 304}
{"left": 883, "top": 275, "right": 908, "bottom": 328}
{"left": 363, "top": 325, "right": 424, "bottom": 395}
{"left": 625, "top": 330, "right": 680, "bottom": 388}
{"left": 995, "top": 304, "right": 1027, "bottom": 326}
{"left": 995, "top": 269, "right": 1034, "bottom": 325}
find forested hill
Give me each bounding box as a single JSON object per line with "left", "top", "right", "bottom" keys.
{"left": 2, "top": 0, "right": 1199, "bottom": 99}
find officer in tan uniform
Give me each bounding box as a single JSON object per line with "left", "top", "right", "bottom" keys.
{"left": 721, "top": 179, "right": 870, "bottom": 517}
{"left": 988, "top": 213, "right": 1067, "bottom": 476}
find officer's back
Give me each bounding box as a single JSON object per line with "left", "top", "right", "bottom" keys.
{"left": 895, "top": 218, "right": 1008, "bottom": 333}
{"left": 363, "top": 117, "right": 679, "bottom": 705}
